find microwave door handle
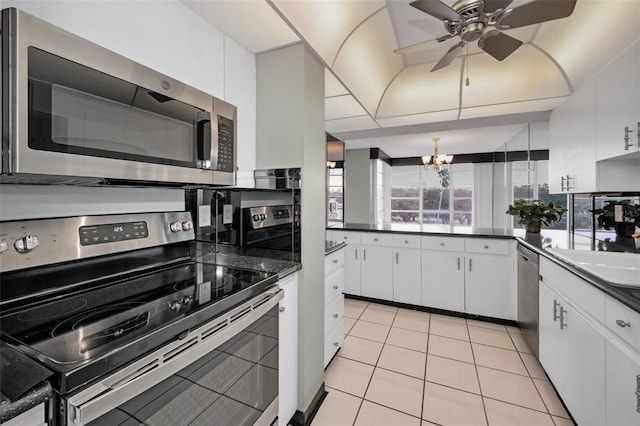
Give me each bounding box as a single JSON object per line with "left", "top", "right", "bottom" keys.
{"left": 196, "top": 111, "right": 212, "bottom": 169}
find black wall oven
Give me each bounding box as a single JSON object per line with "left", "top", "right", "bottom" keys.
{"left": 0, "top": 212, "right": 280, "bottom": 425}
{"left": 1, "top": 8, "right": 236, "bottom": 186}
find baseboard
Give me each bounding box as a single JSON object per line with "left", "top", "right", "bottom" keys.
{"left": 344, "top": 294, "right": 518, "bottom": 327}
{"left": 289, "top": 383, "right": 327, "bottom": 426}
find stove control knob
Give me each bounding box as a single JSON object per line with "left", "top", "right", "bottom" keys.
{"left": 14, "top": 235, "right": 39, "bottom": 253}
{"left": 260, "top": 214, "right": 266, "bottom": 220}
{"left": 181, "top": 220, "right": 193, "bottom": 231}
{"left": 0, "top": 240, "right": 7, "bottom": 255}
{"left": 252, "top": 214, "right": 260, "bottom": 221}
{"left": 181, "top": 295, "right": 193, "bottom": 305}
{"left": 169, "top": 221, "right": 183, "bottom": 233}
{"left": 169, "top": 300, "right": 182, "bottom": 312}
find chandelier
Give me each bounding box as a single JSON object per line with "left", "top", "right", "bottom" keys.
{"left": 422, "top": 137, "right": 454, "bottom": 171}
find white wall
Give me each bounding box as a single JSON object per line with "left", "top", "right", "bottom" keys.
{"left": 0, "top": 0, "right": 256, "bottom": 219}
{"left": 256, "top": 42, "right": 326, "bottom": 418}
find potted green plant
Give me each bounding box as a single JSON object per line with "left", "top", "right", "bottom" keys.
{"left": 506, "top": 199, "right": 567, "bottom": 233}
{"left": 591, "top": 200, "right": 640, "bottom": 237}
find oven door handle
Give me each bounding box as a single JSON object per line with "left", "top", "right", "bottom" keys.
{"left": 66, "top": 287, "right": 283, "bottom": 426}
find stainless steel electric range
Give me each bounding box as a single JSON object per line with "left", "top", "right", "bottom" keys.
{"left": 0, "top": 212, "right": 281, "bottom": 426}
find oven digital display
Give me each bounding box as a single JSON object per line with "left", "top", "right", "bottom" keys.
{"left": 79, "top": 221, "right": 148, "bottom": 246}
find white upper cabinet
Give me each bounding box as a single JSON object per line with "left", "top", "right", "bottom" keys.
{"left": 549, "top": 79, "right": 597, "bottom": 193}
{"left": 549, "top": 40, "right": 640, "bottom": 194}
{"left": 596, "top": 42, "right": 640, "bottom": 160}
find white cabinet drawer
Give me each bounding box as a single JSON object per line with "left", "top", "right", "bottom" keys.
{"left": 332, "top": 231, "right": 361, "bottom": 244}
{"left": 540, "top": 258, "right": 605, "bottom": 322}
{"left": 324, "top": 316, "right": 344, "bottom": 367}
{"left": 360, "top": 232, "right": 393, "bottom": 246}
{"left": 465, "top": 238, "right": 511, "bottom": 255}
{"left": 421, "top": 236, "right": 464, "bottom": 252}
{"left": 325, "top": 268, "right": 345, "bottom": 306}
{"left": 325, "top": 249, "right": 345, "bottom": 276}
{"left": 605, "top": 296, "right": 640, "bottom": 351}
{"left": 325, "top": 295, "right": 344, "bottom": 335}
{"left": 391, "top": 234, "right": 421, "bottom": 249}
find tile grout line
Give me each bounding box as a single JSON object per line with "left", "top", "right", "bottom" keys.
{"left": 468, "top": 321, "right": 492, "bottom": 426}
{"left": 350, "top": 305, "right": 398, "bottom": 425}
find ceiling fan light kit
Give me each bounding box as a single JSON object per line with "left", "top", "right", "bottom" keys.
{"left": 403, "top": 0, "right": 577, "bottom": 72}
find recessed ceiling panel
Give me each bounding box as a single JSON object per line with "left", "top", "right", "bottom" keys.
{"left": 326, "top": 95, "right": 368, "bottom": 120}
{"left": 182, "top": 0, "right": 298, "bottom": 53}
{"left": 460, "top": 45, "right": 570, "bottom": 108}
{"left": 325, "top": 70, "right": 349, "bottom": 97}
{"left": 325, "top": 115, "right": 380, "bottom": 134}
{"left": 459, "top": 97, "right": 568, "bottom": 120}
{"left": 272, "top": 0, "right": 385, "bottom": 65}
{"left": 376, "top": 109, "right": 459, "bottom": 127}
{"left": 377, "top": 59, "right": 461, "bottom": 117}
{"left": 342, "top": 123, "right": 528, "bottom": 157}
{"left": 332, "top": 9, "right": 405, "bottom": 115}
{"left": 533, "top": 0, "right": 640, "bottom": 90}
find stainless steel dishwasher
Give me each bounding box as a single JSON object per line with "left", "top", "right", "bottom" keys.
{"left": 517, "top": 244, "right": 540, "bottom": 357}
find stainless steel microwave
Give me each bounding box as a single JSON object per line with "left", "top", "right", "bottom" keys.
{"left": 1, "top": 8, "right": 236, "bottom": 186}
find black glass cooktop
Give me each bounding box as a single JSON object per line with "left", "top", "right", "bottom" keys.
{"left": 0, "top": 260, "right": 277, "bottom": 394}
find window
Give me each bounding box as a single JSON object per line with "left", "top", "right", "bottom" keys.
{"left": 327, "top": 167, "right": 343, "bottom": 223}
{"left": 389, "top": 164, "right": 473, "bottom": 229}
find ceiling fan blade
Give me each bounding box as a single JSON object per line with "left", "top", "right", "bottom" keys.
{"left": 496, "top": 0, "right": 577, "bottom": 30}
{"left": 410, "top": 0, "right": 460, "bottom": 22}
{"left": 431, "top": 41, "right": 464, "bottom": 72}
{"left": 394, "top": 34, "right": 455, "bottom": 54}
{"left": 483, "top": 0, "right": 513, "bottom": 14}
{"left": 478, "top": 30, "right": 523, "bottom": 61}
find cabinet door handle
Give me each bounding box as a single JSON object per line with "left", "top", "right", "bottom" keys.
{"left": 363, "top": 249, "right": 366, "bottom": 261}
{"left": 333, "top": 341, "right": 339, "bottom": 347}
{"left": 561, "top": 176, "right": 566, "bottom": 192}
{"left": 396, "top": 252, "right": 399, "bottom": 264}
{"left": 469, "top": 258, "right": 472, "bottom": 272}
{"left": 374, "top": 238, "right": 378, "bottom": 242}
{"left": 404, "top": 240, "right": 409, "bottom": 244}
{"left": 355, "top": 248, "right": 357, "bottom": 260}
{"left": 332, "top": 259, "right": 338, "bottom": 264}
{"left": 483, "top": 245, "right": 489, "bottom": 249}
{"left": 624, "top": 126, "right": 633, "bottom": 150}
{"left": 553, "top": 300, "right": 560, "bottom": 322}
{"left": 636, "top": 375, "right": 640, "bottom": 413}
{"left": 333, "top": 313, "right": 339, "bottom": 319}
{"left": 616, "top": 319, "right": 631, "bottom": 328}
{"left": 440, "top": 242, "right": 445, "bottom": 246}
{"left": 457, "top": 257, "right": 460, "bottom": 271}
{"left": 559, "top": 306, "right": 567, "bottom": 330}
{"left": 333, "top": 285, "right": 339, "bottom": 290}
{"left": 279, "top": 306, "right": 286, "bottom": 313}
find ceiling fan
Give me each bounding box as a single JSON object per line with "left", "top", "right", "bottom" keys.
{"left": 395, "top": 0, "right": 577, "bottom": 71}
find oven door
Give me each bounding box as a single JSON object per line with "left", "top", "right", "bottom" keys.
{"left": 64, "top": 288, "right": 282, "bottom": 426}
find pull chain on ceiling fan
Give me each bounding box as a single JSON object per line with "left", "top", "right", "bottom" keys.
{"left": 395, "top": 0, "right": 577, "bottom": 72}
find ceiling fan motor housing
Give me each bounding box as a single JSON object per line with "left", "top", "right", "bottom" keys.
{"left": 450, "top": 0, "right": 489, "bottom": 42}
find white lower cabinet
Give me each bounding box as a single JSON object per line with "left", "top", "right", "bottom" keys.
{"left": 605, "top": 339, "right": 640, "bottom": 425}
{"left": 324, "top": 248, "right": 345, "bottom": 367}
{"left": 343, "top": 244, "right": 362, "bottom": 295}
{"left": 393, "top": 248, "right": 421, "bottom": 304}
{"left": 278, "top": 273, "right": 298, "bottom": 426}
{"left": 421, "top": 250, "right": 464, "bottom": 312}
{"left": 465, "top": 253, "right": 514, "bottom": 320}
{"left": 538, "top": 279, "right": 606, "bottom": 426}
{"left": 360, "top": 245, "right": 393, "bottom": 300}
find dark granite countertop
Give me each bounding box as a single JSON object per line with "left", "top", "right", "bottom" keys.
{"left": 328, "top": 223, "right": 639, "bottom": 313}
{"left": 325, "top": 240, "right": 347, "bottom": 255}
{"left": 0, "top": 342, "right": 53, "bottom": 423}
{"left": 190, "top": 241, "right": 301, "bottom": 279}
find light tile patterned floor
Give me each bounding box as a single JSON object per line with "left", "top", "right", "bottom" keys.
{"left": 313, "top": 298, "right": 575, "bottom": 426}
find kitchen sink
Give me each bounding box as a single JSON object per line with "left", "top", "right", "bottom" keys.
{"left": 547, "top": 248, "right": 640, "bottom": 288}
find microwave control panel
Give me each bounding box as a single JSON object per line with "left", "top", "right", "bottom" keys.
{"left": 217, "top": 116, "right": 235, "bottom": 173}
